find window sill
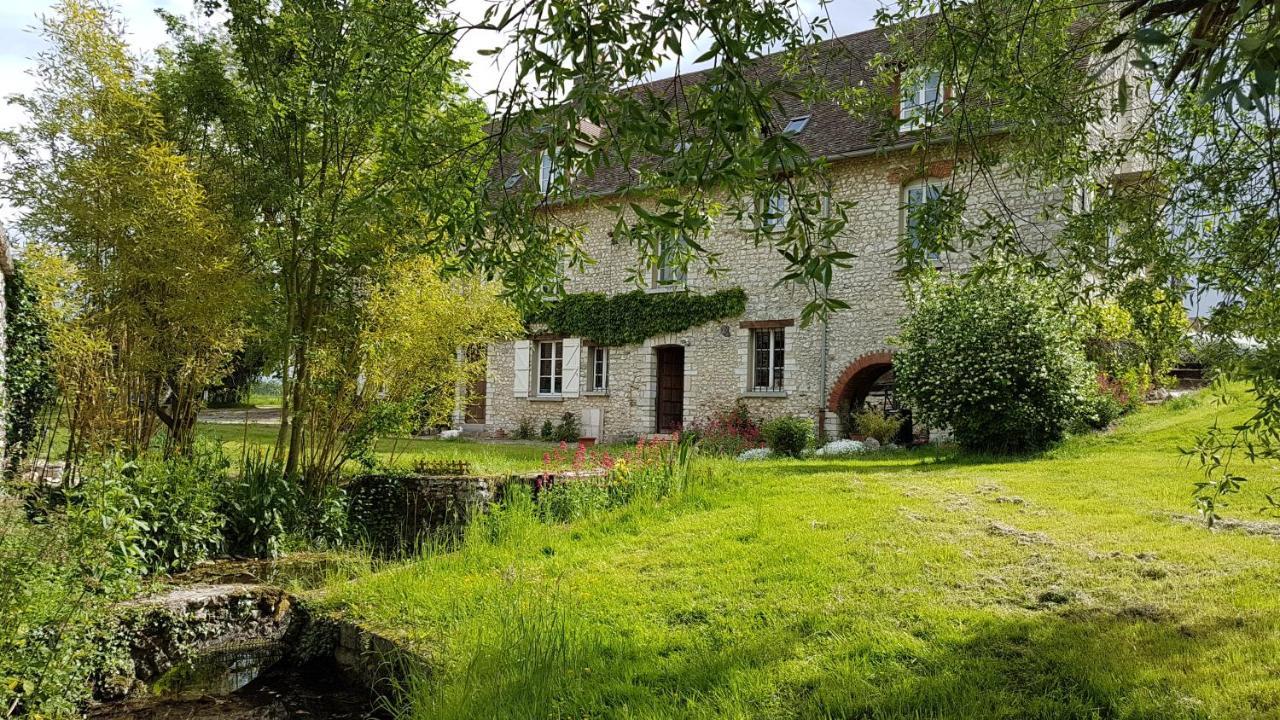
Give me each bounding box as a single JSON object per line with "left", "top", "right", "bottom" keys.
{"left": 583, "top": 391, "right": 610, "bottom": 397}
{"left": 529, "top": 395, "right": 564, "bottom": 402}
{"left": 645, "top": 285, "right": 686, "bottom": 294}
{"left": 741, "top": 390, "right": 788, "bottom": 399}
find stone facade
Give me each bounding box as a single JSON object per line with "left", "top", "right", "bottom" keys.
{"left": 480, "top": 149, "right": 1064, "bottom": 442}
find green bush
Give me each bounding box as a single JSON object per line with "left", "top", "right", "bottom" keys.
{"left": 761, "top": 416, "right": 814, "bottom": 458}
{"left": 851, "top": 410, "right": 903, "bottom": 445}
{"left": 894, "top": 272, "right": 1093, "bottom": 453}
{"left": 71, "top": 445, "right": 227, "bottom": 573}
{"left": 0, "top": 498, "right": 134, "bottom": 717}
{"left": 219, "top": 452, "right": 296, "bottom": 558}
{"left": 553, "top": 412, "right": 580, "bottom": 443}
{"left": 514, "top": 416, "right": 537, "bottom": 440}
{"left": 540, "top": 419, "right": 555, "bottom": 440}
{"left": 1074, "top": 384, "right": 1127, "bottom": 431}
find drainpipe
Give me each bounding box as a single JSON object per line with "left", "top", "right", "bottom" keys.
{"left": 818, "top": 304, "right": 830, "bottom": 440}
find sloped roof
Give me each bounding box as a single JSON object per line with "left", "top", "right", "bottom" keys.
{"left": 491, "top": 23, "right": 908, "bottom": 199}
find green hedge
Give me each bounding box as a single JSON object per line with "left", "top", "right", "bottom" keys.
{"left": 528, "top": 288, "right": 747, "bottom": 346}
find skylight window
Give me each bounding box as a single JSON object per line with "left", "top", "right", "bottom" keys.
{"left": 503, "top": 173, "right": 520, "bottom": 190}
{"left": 782, "top": 115, "right": 811, "bottom": 136}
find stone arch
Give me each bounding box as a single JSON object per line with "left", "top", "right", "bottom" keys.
{"left": 826, "top": 350, "right": 896, "bottom": 412}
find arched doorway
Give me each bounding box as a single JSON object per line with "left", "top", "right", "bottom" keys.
{"left": 827, "top": 351, "right": 916, "bottom": 445}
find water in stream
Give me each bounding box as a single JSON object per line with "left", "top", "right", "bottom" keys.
{"left": 89, "top": 658, "right": 388, "bottom": 720}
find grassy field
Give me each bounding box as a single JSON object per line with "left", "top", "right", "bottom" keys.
{"left": 197, "top": 421, "right": 555, "bottom": 475}
{"left": 316, "top": 391, "right": 1280, "bottom": 719}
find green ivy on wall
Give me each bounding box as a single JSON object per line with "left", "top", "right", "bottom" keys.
{"left": 5, "top": 263, "right": 56, "bottom": 469}
{"left": 528, "top": 288, "right": 747, "bottom": 346}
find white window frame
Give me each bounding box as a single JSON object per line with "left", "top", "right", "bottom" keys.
{"left": 539, "top": 150, "right": 564, "bottom": 193}
{"left": 750, "top": 328, "right": 786, "bottom": 392}
{"left": 902, "top": 178, "right": 946, "bottom": 261}
{"left": 761, "top": 191, "right": 790, "bottom": 231}
{"left": 588, "top": 346, "right": 609, "bottom": 392}
{"left": 537, "top": 340, "right": 564, "bottom": 396}
{"left": 653, "top": 235, "right": 687, "bottom": 287}
{"left": 899, "top": 71, "right": 943, "bottom": 130}
{"left": 782, "top": 114, "right": 811, "bottom": 136}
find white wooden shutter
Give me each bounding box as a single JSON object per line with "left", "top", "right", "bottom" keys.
{"left": 562, "top": 338, "right": 582, "bottom": 398}
{"left": 513, "top": 340, "right": 530, "bottom": 397}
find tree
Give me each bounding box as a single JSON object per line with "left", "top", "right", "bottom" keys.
{"left": 293, "top": 257, "right": 520, "bottom": 481}
{"left": 1, "top": 0, "right": 250, "bottom": 460}
{"left": 160, "top": 0, "right": 491, "bottom": 481}
{"left": 894, "top": 271, "right": 1094, "bottom": 454}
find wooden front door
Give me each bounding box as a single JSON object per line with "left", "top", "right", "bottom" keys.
{"left": 655, "top": 346, "right": 685, "bottom": 432}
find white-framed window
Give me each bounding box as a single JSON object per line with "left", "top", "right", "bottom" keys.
{"left": 653, "top": 235, "right": 687, "bottom": 287}
{"left": 761, "top": 191, "right": 790, "bottom": 231}
{"left": 902, "top": 178, "right": 945, "bottom": 260}
{"left": 539, "top": 150, "right": 564, "bottom": 193}
{"left": 588, "top": 346, "right": 609, "bottom": 392}
{"left": 782, "top": 115, "right": 811, "bottom": 136}
{"left": 751, "top": 328, "right": 786, "bottom": 392}
{"left": 537, "top": 340, "right": 564, "bottom": 395}
{"left": 899, "top": 71, "right": 943, "bottom": 130}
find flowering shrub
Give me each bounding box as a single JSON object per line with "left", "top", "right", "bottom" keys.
{"left": 537, "top": 435, "right": 696, "bottom": 522}
{"left": 736, "top": 447, "right": 773, "bottom": 461}
{"left": 685, "top": 401, "right": 763, "bottom": 456}
{"left": 894, "top": 272, "right": 1093, "bottom": 453}
{"left": 814, "top": 439, "right": 868, "bottom": 457}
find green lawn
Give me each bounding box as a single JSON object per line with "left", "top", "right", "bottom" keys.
{"left": 197, "top": 422, "right": 558, "bottom": 475}
{"left": 321, "top": 392, "right": 1280, "bottom": 719}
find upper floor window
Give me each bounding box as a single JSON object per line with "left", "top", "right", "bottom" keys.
{"left": 537, "top": 340, "right": 563, "bottom": 395}
{"left": 903, "top": 178, "right": 945, "bottom": 260}
{"left": 899, "top": 71, "right": 943, "bottom": 130}
{"left": 751, "top": 328, "right": 786, "bottom": 392}
{"left": 653, "top": 236, "right": 687, "bottom": 287}
{"left": 539, "top": 150, "right": 564, "bottom": 193}
{"left": 588, "top": 346, "right": 609, "bottom": 392}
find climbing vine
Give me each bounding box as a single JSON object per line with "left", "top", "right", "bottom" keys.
{"left": 528, "top": 288, "right": 747, "bottom": 346}
{"left": 5, "top": 262, "right": 56, "bottom": 470}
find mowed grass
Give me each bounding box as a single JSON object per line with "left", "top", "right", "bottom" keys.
{"left": 319, "top": 391, "right": 1280, "bottom": 719}
{"left": 197, "top": 421, "right": 555, "bottom": 475}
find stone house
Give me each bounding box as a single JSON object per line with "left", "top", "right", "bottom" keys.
{"left": 469, "top": 25, "right": 1125, "bottom": 443}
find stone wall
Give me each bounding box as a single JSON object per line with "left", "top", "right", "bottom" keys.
{"left": 346, "top": 473, "right": 494, "bottom": 554}
{"left": 486, "top": 147, "right": 1064, "bottom": 441}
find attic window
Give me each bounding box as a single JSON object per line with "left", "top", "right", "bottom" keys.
{"left": 782, "top": 115, "right": 811, "bottom": 136}
{"left": 900, "top": 71, "right": 943, "bottom": 130}
{"left": 503, "top": 173, "right": 520, "bottom": 190}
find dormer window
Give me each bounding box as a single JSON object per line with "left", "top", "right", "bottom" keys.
{"left": 782, "top": 115, "right": 810, "bottom": 136}
{"left": 539, "top": 150, "right": 564, "bottom": 193}
{"left": 899, "top": 71, "right": 943, "bottom": 130}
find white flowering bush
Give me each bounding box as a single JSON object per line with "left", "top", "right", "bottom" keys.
{"left": 814, "top": 439, "right": 868, "bottom": 457}
{"left": 736, "top": 447, "right": 773, "bottom": 461}
{"left": 894, "top": 272, "right": 1093, "bottom": 453}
